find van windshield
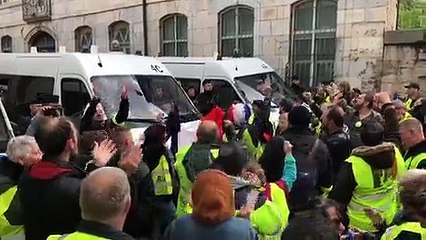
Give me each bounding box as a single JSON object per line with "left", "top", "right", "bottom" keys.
{"left": 91, "top": 75, "right": 199, "bottom": 123}
{"left": 235, "top": 71, "right": 296, "bottom": 104}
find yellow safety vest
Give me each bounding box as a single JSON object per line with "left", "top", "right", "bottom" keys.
{"left": 0, "top": 186, "right": 23, "bottom": 237}
{"left": 405, "top": 152, "right": 426, "bottom": 170}
{"left": 151, "top": 155, "right": 173, "bottom": 196}
{"left": 381, "top": 222, "right": 426, "bottom": 240}
{"left": 241, "top": 128, "right": 264, "bottom": 161}
{"left": 346, "top": 149, "right": 404, "bottom": 232}
{"left": 248, "top": 114, "right": 277, "bottom": 133}
{"left": 399, "top": 112, "right": 413, "bottom": 124}
{"left": 47, "top": 232, "right": 109, "bottom": 240}
{"left": 174, "top": 145, "right": 219, "bottom": 217}
{"left": 250, "top": 183, "right": 290, "bottom": 240}
{"left": 405, "top": 98, "right": 413, "bottom": 112}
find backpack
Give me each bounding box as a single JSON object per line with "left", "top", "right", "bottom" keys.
{"left": 182, "top": 144, "right": 219, "bottom": 182}
{"left": 284, "top": 134, "right": 321, "bottom": 212}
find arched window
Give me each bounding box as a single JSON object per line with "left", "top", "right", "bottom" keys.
{"left": 219, "top": 5, "right": 254, "bottom": 57}
{"left": 291, "top": 0, "right": 337, "bottom": 87}
{"left": 160, "top": 14, "right": 188, "bottom": 56}
{"left": 1, "top": 35, "right": 12, "bottom": 53}
{"left": 28, "top": 31, "right": 56, "bottom": 53}
{"left": 75, "top": 26, "right": 93, "bottom": 53}
{"left": 108, "top": 21, "right": 131, "bottom": 54}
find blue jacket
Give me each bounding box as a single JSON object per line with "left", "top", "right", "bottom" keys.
{"left": 163, "top": 215, "right": 257, "bottom": 240}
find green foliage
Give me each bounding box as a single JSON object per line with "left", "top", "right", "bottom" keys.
{"left": 398, "top": 0, "right": 426, "bottom": 29}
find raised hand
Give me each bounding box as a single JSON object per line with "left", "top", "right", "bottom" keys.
{"left": 92, "top": 139, "right": 117, "bottom": 167}
{"left": 119, "top": 144, "right": 142, "bottom": 174}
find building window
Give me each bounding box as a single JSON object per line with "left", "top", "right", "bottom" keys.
{"left": 161, "top": 14, "right": 188, "bottom": 57}
{"left": 219, "top": 5, "right": 254, "bottom": 57}
{"left": 1, "top": 36, "right": 12, "bottom": 53}
{"left": 108, "top": 21, "right": 131, "bottom": 54}
{"left": 291, "top": 0, "right": 337, "bottom": 87}
{"left": 75, "top": 26, "right": 93, "bottom": 53}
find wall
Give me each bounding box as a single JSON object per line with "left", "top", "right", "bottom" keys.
{"left": 0, "top": 0, "right": 399, "bottom": 90}
{"left": 334, "top": 0, "right": 398, "bottom": 91}
{"left": 382, "top": 45, "right": 426, "bottom": 94}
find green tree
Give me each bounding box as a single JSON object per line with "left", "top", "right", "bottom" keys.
{"left": 398, "top": 0, "right": 426, "bottom": 29}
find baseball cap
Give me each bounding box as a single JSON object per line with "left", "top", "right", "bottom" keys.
{"left": 405, "top": 82, "right": 420, "bottom": 90}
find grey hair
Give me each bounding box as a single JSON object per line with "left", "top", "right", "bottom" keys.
{"left": 6, "top": 136, "right": 37, "bottom": 162}
{"left": 80, "top": 167, "right": 131, "bottom": 222}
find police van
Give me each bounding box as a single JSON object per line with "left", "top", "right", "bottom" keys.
{"left": 0, "top": 47, "right": 200, "bottom": 149}
{"left": 157, "top": 57, "right": 296, "bottom": 126}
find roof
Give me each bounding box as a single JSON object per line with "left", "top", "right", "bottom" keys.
{"left": 157, "top": 57, "right": 274, "bottom": 79}
{"left": 0, "top": 53, "right": 172, "bottom": 78}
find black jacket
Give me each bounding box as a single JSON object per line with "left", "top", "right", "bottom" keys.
{"left": 0, "top": 158, "right": 24, "bottom": 227}
{"left": 281, "top": 127, "right": 333, "bottom": 211}
{"left": 19, "top": 161, "right": 83, "bottom": 240}
{"left": 68, "top": 220, "right": 134, "bottom": 240}
{"left": 195, "top": 91, "right": 214, "bottom": 116}
{"left": 322, "top": 130, "right": 352, "bottom": 177}
{"left": 80, "top": 97, "right": 129, "bottom": 133}
{"left": 328, "top": 142, "right": 398, "bottom": 208}
{"left": 345, "top": 110, "right": 384, "bottom": 148}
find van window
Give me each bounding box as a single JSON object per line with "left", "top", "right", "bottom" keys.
{"left": 208, "top": 79, "right": 241, "bottom": 109}
{"left": 61, "top": 78, "right": 90, "bottom": 116}
{"left": 0, "top": 75, "right": 54, "bottom": 134}
{"left": 0, "top": 104, "right": 10, "bottom": 152}
{"left": 176, "top": 78, "right": 201, "bottom": 96}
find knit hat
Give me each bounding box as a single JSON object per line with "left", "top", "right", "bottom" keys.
{"left": 288, "top": 106, "right": 311, "bottom": 127}
{"left": 360, "top": 120, "right": 384, "bottom": 146}
{"left": 211, "top": 143, "right": 248, "bottom": 176}
{"left": 192, "top": 169, "right": 235, "bottom": 225}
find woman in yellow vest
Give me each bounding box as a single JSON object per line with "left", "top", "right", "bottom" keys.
{"left": 142, "top": 124, "right": 178, "bottom": 239}
{"left": 328, "top": 120, "right": 406, "bottom": 233}
{"left": 381, "top": 169, "right": 426, "bottom": 240}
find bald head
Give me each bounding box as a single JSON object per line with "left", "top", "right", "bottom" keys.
{"left": 80, "top": 167, "right": 131, "bottom": 222}
{"left": 197, "top": 120, "right": 219, "bottom": 144}
{"left": 399, "top": 118, "right": 424, "bottom": 149}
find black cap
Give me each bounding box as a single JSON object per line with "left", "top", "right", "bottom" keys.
{"left": 32, "top": 93, "right": 59, "bottom": 104}
{"left": 360, "top": 120, "right": 384, "bottom": 146}
{"left": 288, "top": 106, "right": 311, "bottom": 127}
{"left": 405, "top": 82, "right": 420, "bottom": 90}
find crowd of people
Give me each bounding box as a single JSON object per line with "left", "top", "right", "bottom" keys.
{"left": 0, "top": 78, "right": 426, "bottom": 240}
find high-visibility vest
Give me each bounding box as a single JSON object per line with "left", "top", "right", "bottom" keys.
{"left": 151, "top": 155, "right": 173, "bottom": 196}
{"left": 248, "top": 114, "right": 277, "bottom": 132}
{"left": 399, "top": 112, "right": 413, "bottom": 124}
{"left": 346, "top": 150, "right": 404, "bottom": 232}
{"left": 241, "top": 128, "right": 264, "bottom": 161}
{"left": 47, "top": 232, "right": 109, "bottom": 240}
{"left": 0, "top": 186, "right": 23, "bottom": 237}
{"left": 405, "top": 152, "right": 426, "bottom": 170}
{"left": 174, "top": 145, "right": 219, "bottom": 217}
{"left": 405, "top": 98, "right": 413, "bottom": 111}
{"left": 381, "top": 222, "right": 426, "bottom": 240}
{"left": 250, "top": 183, "right": 290, "bottom": 240}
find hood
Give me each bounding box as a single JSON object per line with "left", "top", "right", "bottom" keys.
{"left": 228, "top": 175, "right": 260, "bottom": 190}
{"left": 351, "top": 142, "right": 396, "bottom": 169}
{"left": 28, "top": 161, "right": 73, "bottom": 180}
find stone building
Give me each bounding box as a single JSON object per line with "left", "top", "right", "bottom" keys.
{"left": 0, "top": 0, "right": 424, "bottom": 90}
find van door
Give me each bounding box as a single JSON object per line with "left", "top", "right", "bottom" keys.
{"left": 60, "top": 76, "right": 91, "bottom": 128}
{"left": 0, "top": 74, "right": 55, "bottom": 135}
{"left": 208, "top": 79, "right": 243, "bottom": 110}
{"left": 0, "top": 99, "right": 13, "bottom": 153}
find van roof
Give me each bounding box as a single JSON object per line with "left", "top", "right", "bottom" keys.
{"left": 0, "top": 53, "right": 172, "bottom": 78}
{"left": 157, "top": 57, "right": 274, "bottom": 79}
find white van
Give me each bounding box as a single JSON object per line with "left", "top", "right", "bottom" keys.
{"left": 0, "top": 49, "right": 200, "bottom": 149}
{"left": 158, "top": 57, "right": 296, "bottom": 125}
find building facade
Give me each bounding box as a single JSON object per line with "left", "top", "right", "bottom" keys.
{"left": 0, "top": 0, "right": 422, "bottom": 91}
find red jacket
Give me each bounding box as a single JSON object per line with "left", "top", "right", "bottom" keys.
{"left": 201, "top": 106, "right": 225, "bottom": 138}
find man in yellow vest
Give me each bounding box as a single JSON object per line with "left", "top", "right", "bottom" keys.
{"left": 393, "top": 99, "right": 413, "bottom": 123}
{"left": 175, "top": 120, "right": 221, "bottom": 217}
{"left": 381, "top": 169, "right": 426, "bottom": 239}
{"left": 0, "top": 136, "right": 41, "bottom": 239}
{"left": 47, "top": 167, "right": 134, "bottom": 240}
{"left": 329, "top": 120, "right": 406, "bottom": 233}
{"left": 404, "top": 82, "right": 422, "bottom": 113}
{"left": 400, "top": 118, "right": 426, "bottom": 169}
